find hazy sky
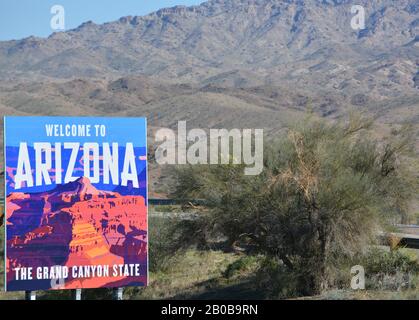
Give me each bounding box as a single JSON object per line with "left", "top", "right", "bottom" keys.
{"left": 0, "top": 0, "right": 205, "bottom": 41}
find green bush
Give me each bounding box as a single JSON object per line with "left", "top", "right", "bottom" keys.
{"left": 255, "top": 257, "right": 300, "bottom": 299}
{"left": 363, "top": 248, "right": 418, "bottom": 275}
{"left": 223, "top": 255, "right": 260, "bottom": 279}
{"left": 359, "top": 248, "right": 419, "bottom": 291}
{"left": 172, "top": 114, "right": 418, "bottom": 296}
{"left": 148, "top": 216, "right": 183, "bottom": 272}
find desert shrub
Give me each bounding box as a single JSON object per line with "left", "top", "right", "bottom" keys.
{"left": 325, "top": 248, "right": 419, "bottom": 292}
{"left": 223, "top": 255, "right": 260, "bottom": 279}
{"left": 363, "top": 248, "right": 418, "bottom": 274}
{"left": 361, "top": 248, "right": 419, "bottom": 291}
{"left": 172, "top": 114, "right": 418, "bottom": 296}
{"left": 148, "top": 216, "right": 184, "bottom": 272}
{"left": 254, "top": 257, "right": 300, "bottom": 299}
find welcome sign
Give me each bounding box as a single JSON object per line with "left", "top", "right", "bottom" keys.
{"left": 4, "top": 117, "right": 148, "bottom": 291}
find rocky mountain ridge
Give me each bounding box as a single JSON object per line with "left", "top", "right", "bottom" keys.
{"left": 0, "top": 0, "right": 417, "bottom": 196}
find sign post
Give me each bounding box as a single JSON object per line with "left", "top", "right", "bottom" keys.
{"left": 25, "top": 290, "right": 36, "bottom": 300}
{"left": 3, "top": 116, "right": 149, "bottom": 295}
{"left": 112, "top": 287, "right": 123, "bottom": 300}
{"left": 72, "top": 289, "right": 82, "bottom": 300}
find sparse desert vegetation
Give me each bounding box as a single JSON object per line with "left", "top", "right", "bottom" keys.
{"left": 0, "top": 0, "right": 418, "bottom": 300}
{"left": 2, "top": 115, "right": 417, "bottom": 300}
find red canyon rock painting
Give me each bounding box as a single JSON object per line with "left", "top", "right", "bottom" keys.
{"left": 6, "top": 176, "right": 148, "bottom": 290}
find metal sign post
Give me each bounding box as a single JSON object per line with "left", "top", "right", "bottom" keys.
{"left": 112, "top": 287, "right": 123, "bottom": 300}
{"left": 73, "top": 289, "right": 82, "bottom": 300}
{"left": 25, "top": 291, "right": 36, "bottom": 300}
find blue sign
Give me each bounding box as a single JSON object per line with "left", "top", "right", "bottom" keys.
{"left": 4, "top": 116, "right": 148, "bottom": 291}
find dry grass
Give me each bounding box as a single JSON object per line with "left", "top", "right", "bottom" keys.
{"left": 129, "top": 250, "right": 243, "bottom": 300}
{"left": 1, "top": 241, "right": 418, "bottom": 300}
{"left": 298, "top": 289, "right": 419, "bottom": 300}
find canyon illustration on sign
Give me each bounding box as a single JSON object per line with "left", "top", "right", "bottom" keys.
{"left": 4, "top": 116, "right": 148, "bottom": 291}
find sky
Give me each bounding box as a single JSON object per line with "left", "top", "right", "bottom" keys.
{"left": 0, "top": 0, "right": 204, "bottom": 41}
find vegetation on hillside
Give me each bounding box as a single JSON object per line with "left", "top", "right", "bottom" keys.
{"left": 0, "top": 115, "right": 418, "bottom": 300}
{"left": 171, "top": 114, "right": 418, "bottom": 296}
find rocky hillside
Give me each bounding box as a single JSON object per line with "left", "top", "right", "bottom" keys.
{"left": 0, "top": 0, "right": 417, "bottom": 82}
{"left": 0, "top": 0, "right": 416, "bottom": 124}
{"left": 0, "top": 0, "right": 417, "bottom": 196}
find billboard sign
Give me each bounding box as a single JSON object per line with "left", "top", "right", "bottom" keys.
{"left": 4, "top": 116, "right": 148, "bottom": 291}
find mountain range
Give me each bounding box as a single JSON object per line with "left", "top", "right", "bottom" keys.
{"left": 0, "top": 0, "right": 417, "bottom": 195}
